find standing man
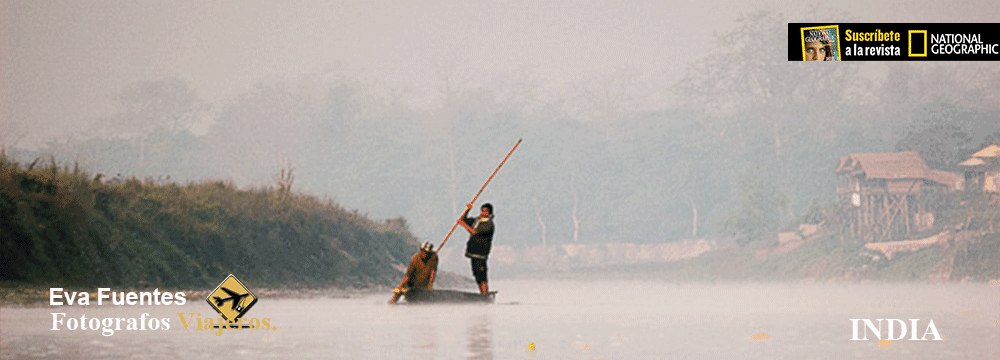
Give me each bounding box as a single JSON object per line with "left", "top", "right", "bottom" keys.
{"left": 459, "top": 202, "right": 494, "bottom": 294}
{"left": 389, "top": 241, "right": 438, "bottom": 304}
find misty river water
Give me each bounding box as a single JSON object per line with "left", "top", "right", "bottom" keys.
{"left": 2, "top": 280, "right": 998, "bottom": 359}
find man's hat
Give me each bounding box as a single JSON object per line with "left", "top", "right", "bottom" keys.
{"left": 420, "top": 241, "right": 434, "bottom": 252}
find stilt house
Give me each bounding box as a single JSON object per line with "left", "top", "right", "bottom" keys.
{"left": 835, "top": 151, "right": 962, "bottom": 243}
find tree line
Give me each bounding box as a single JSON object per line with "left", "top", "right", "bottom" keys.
{"left": 11, "top": 10, "right": 1000, "bottom": 248}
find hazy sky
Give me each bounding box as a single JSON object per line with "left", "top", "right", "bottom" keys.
{"left": 2, "top": 0, "right": 998, "bottom": 148}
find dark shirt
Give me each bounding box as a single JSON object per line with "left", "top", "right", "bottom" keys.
{"left": 464, "top": 215, "right": 495, "bottom": 258}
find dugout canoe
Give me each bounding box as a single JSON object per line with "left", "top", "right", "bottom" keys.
{"left": 400, "top": 288, "right": 496, "bottom": 303}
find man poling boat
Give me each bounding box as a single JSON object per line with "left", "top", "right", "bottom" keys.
{"left": 388, "top": 139, "right": 521, "bottom": 304}
{"left": 459, "top": 202, "right": 494, "bottom": 295}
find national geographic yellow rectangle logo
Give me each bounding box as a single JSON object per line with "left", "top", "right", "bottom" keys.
{"left": 909, "top": 30, "right": 928, "bottom": 57}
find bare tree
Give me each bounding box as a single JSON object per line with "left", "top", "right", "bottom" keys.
{"left": 533, "top": 196, "right": 548, "bottom": 247}
{"left": 275, "top": 155, "right": 295, "bottom": 198}
{"left": 113, "top": 76, "right": 205, "bottom": 136}
{"left": 103, "top": 77, "right": 206, "bottom": 171}
{"left": 569, "top": 172, "right": 582, "bottom": 243}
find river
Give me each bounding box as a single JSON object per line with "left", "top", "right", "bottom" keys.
{"left": 2, "top": 280, "right": 998, "bottom": 359}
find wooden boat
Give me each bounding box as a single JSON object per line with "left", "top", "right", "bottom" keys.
{"left": 400, "top": 288, "right": 496, "bottom": 303}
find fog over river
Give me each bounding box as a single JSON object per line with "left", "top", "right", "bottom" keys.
{"left": 2, "top": 280, "right": 997, "bottom": 359}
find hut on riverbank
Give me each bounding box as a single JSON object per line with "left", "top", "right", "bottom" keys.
{"left": 835, "top": 151, "right": 962, "bottom": 243}
{"left": 959, "top": 144, "right": 1000, "bottom": 193}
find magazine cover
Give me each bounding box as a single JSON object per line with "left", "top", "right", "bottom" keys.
{"left": 801, "top": 25, "right": 841, "bottom": 61}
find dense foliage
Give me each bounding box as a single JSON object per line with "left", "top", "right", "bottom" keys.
{"left": 0, "top": 153, "right": 417, "bottom": 288}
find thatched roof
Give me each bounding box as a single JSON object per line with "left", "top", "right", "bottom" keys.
{"left": 960, "top": 144, "right": 1000, "bottom": 169}
{"left": 972, "top": 144, "right": 1000, "bottom": 158}
{"left": 926, "top": 169, "right": 964, "bottom": 190}
{"left": 960, "top": 157, "right": 986, "bottom": 166}
{"left": 835, "top": 151, "right": 960, "bottom": 188}
{"left": 835, "top": 151, "right": 930, "bottom": 179}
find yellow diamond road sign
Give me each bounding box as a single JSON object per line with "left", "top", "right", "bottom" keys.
{"left": 207, "top": 274, "right": 258, "bottom": 321}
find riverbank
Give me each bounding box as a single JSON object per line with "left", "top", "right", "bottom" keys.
{"left": 0, "top": 270, "right": 473, "bottom": 307}
{"left": 1, "top": 154, "right": 422, "bottom": 292}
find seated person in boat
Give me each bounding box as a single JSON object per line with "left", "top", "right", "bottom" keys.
{"left": 394, "top": 241, "right": 438, "bottom": 293}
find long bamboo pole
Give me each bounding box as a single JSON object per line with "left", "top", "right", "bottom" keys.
{"left": 438, "top": 138, "right": 521, "bottom": 251}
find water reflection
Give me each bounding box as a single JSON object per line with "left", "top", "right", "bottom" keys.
{"left": 466, "top": 312, "right": 493, "bottom": 360}
{"left": 411, "top": 315, "right": 438, "bottom": 360}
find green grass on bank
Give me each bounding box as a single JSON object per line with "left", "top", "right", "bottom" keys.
{"left": 1, "top": 153, "right": 418, "bottom": 289}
